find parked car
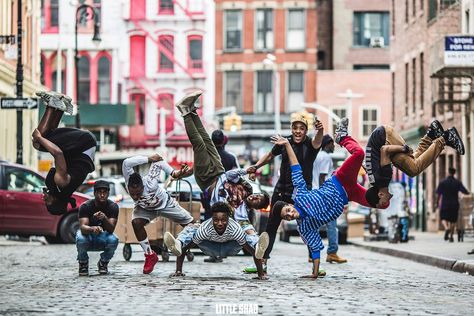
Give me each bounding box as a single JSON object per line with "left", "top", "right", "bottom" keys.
{"left": 0, "top": 160, "right": 90, "bottom": 243}
{"left": 77, "top": 176, "right": 134, "bottom": 208}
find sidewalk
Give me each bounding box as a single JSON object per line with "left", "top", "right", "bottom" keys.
{"left": 350, "top": 231, "right": 474, "bottom": 276}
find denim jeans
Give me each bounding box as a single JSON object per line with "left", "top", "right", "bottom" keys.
{"left": 326, "top": 219, "right": 338, "bottom": 254}
{"left": 76, "top": 230, "right": 119, "bottom": 262}
{"left": 177, "top": 224, "right": 243, "bottom": 257}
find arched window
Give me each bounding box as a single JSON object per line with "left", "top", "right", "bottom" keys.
{"left": 97, "top": 56, "right": 111, "bottom": 103}
{"left": 78, "top": 56, "right": 90, "bottom": 103}
{"left": 158, "top": 35, "right": 174, "bottom": 72}
{"left": 130, "top": 35, "right": 146, "bottom": 78}
{"left": 188, "top": 35, "right": 203, "bottom": 71}
{"left": 131, "top": 93, "right": 145, "bottom": 125}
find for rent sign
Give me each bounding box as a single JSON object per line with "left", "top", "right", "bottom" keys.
{"left": 444, "top": 36, "right": 474, "bottom": 66}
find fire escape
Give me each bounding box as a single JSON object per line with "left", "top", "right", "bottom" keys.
{"left": 125, "top": 0, "right": 206, "bottom": 147}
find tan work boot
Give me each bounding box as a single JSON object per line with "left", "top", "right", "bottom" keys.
{"left": 326, "top": 253, "right": 347, "bottom": 264}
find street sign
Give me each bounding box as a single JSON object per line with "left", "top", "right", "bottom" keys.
{"left": 1, "top": 97, "right": 38, "bottom": 109}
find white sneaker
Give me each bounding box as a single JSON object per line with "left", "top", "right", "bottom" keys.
{"left": 175, "top": 91, "right": 202, "bottom": 116}
{"left": 164, "top": 232, "right": 182, "bottom": 256}
{"left": 255, "top": 232, "right": 269, "bottom": 260}
{"left": 36, "top": 91, "right": 67, "bottom": 112}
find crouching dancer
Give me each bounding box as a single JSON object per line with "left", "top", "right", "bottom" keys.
{"left": 32, "top": 91, "right": 96, "bottom": 215}
{"left": 269, "top": 119, "right": 384, "bottom": 279}
{"left": 164, "top": 202, "right": 269, "bottom": 280}
{"left": 122, "top": 154, "right": 194, "bottom": 274}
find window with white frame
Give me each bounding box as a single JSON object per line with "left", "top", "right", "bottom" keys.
{"left": 225, "top": 71, "right": 243, "bottom": 112}
{"left": 353, "top": 12, "right": 390, "bottom": 47}
{"left": 256, "top": 71, "right": 273, "bottom": 113}
{"left": 256, "top": 9, "right": 274, "bottom": 50}
{"left": 331, "top": 107, "right": 348, "bottom": 134}
{"left": 225, "top": 10, "right": 242, "bottom": 50}
{"left": 287, "top": 71, "right": 304, "bottom": 112}
{"left": 361, "top": 108, "right": 378, "bottom": 138}
{"left": 287, "top": 9, "right": 305, "bottom": 50}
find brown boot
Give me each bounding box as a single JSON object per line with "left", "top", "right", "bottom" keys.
{"left": 326, "top": 253, "right": 347, "bottom": 264}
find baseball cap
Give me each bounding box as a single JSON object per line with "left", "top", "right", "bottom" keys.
{"left": 321, "top": 134, "right": 334, "bottom": 148}
{"left": 290, "top": 114, "right": 309, "bottom": 129}
{"left": 94, "top": 180, "right": 110, "bottom": 191}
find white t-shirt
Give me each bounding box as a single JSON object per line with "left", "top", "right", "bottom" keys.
{"left": 122, "top": 156, "right": 174, "bottom": 210}
{"left": 312, "top": 150, "right": 334, "bottom": 189}
{"left": 192, "top": 217, "right": 247, "bottom": 245}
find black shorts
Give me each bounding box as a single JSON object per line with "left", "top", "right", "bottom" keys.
{"left": 39, "top": 128, "right": 96, "bottom": 156}
{"left": 440, "top": 209, "right": 459, "bottom": 223}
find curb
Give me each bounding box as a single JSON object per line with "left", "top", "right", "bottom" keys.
{"left": 350, "top": 241, "right": 474, "bottom": 276}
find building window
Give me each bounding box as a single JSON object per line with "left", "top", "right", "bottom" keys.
{"left": 159, "top": 0, "right": 174, "bottom": 14}
{"left": 93, "top": 0, "right": 101, "bottom": 23}
{"left": 97, "top": 56, "right": 110, "bottom": 103}
{"left": 42, "top": 0, "right": 59, "bottom": 31}
{"left": 353, "top": 12, "right": 390, "bottom": 47}
{"left": 428, "top": 0, "right": 438, "bottom": 21}
{"left": 256, "top": 9, "right": 274, "bottom": 50}
{"left": 130, "top": 0, "right": 146, "bottom": 20}
{"left": 256, "top": 71, "right": 273, "bottom": 113}
{"left": 50, "top": 0, "right": 59, "bottom": 27}
{"left": 225, "top": 71, "right": 242, "bottom": 112}
{"left": 412, "top": 58, "right": 416, "bottom": 113}
{"left": 158, "top": 93, "right": 174, "bottom": 132}
{"left": 413, "top": 0, "right": 416, "bottom": 16}
{"left": 287, "top": 71, "right": 304, "bottom": 112}
{"left": 50, "top": 53, "right": 66, "bottom": 93}
{"left": 353, "top": 64, "right": 390, "bottom": 70}
{"left": 466, "top": 9, "right": 470, "bottom": 33}
{"left": 131, "top": 93, "right": 145, "bottom": 125}
{"left": 331, "top": 108, "right": 348, "bottom": 134}
{"left": 188, "top": 35, "right": 203, "bottom": 71}
{"left": 287, "top": 9, "right": 305, "bottom": 50}
{"left": 225, "top": 10, "right": 242, "bottom": 50}
{"left": 130, "top": 35, "right": 146, "bottom": 78}
{"left": 362, "top": 108, "right": 378, "bottom": 138}
{"left": 158, "top": 35, "right": 174, "bottom": 72}
{"left": 78, "top": 56, "right": 90, "bottom": 103}
{"left": 420, "top": 53, "right": 424, "bottom": 111}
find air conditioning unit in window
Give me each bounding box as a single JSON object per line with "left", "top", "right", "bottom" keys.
{"left": 369, "top": 36, "right": 385, "bottom": 48}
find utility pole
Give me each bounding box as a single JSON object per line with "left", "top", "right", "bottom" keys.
{"left": 16, "top": 0, "right": 23, "bottom": 165}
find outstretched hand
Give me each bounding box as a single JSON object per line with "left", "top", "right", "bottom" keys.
{"left": 313, "top": 119, "right": 323, "bottom": 131}
{"left": 270, "top": 135, "right": 289, "bottom": 146}
{"left": 174, "top": 164, "right": 192, "bottom": 179}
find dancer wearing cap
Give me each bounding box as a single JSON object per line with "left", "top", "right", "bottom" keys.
{"left": 364, "top": 120, "right": 465, "bottom": 208}
{"left": 245, "top": 113, "right": 323, "bottom": 273}
{"left": 175, "top": 92, "right": 257, "bottom": 213}
{"left": 269, "top": 119, "right": 378, "bottom": 279}
{"left": 32, "top": 91, "right": 96, "bottom": 215}
{"left": 76, "top": 180, "right": 119, "bottom": 276}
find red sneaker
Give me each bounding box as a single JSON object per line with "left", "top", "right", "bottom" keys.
{"left": 143, "top": 251, "right": 158, "bottom": 274}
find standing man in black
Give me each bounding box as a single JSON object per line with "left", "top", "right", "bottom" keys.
{"left": 436, "top": 168, "right": 469, "bottom": 242}
{"left": 76, "top": 180, "right": 119, "bottom": 276}
{"left": 248, "top": 114, "right": 323, "bottom": 270}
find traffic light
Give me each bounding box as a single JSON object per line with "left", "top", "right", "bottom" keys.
{"left": 223, "top": 113, "right": 242, "bottom": 132}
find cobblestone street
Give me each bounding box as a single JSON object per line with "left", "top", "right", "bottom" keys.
{"left": 1, "top": 238, "right": 473, "bottom": 315}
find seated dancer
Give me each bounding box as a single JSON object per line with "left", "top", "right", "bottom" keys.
{"left": 175, "top": 92, "right": 254, "bottom": 214}
{"left": 269, "top": 119, "right": 384, "bottom": 279}
{"left": 364, "top": 120, "right": 465, "bottom": 208}
{"left": 122, "top": 154, "right": 194, "bottom": 274}
{"left": 164, "top": 201, "right": 269, "bottom": 280}
{"left": 32, "top": 91, "right": 96, "bottom": 215}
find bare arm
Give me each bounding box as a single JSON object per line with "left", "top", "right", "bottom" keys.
{"left": 79, "top": 217, "right": 103, "bottom": 235}
{"left": 93, "top": 212, "right": 117, "bottom": 234}
{"left": 248, "top": 151, "right": 275, "bottom": 175}
{"left": 242, "top": 243, "right": 267, "bottom": 280}
{"left": 171, "top": 241, "right": 196, "bottom": 276}
{"left": 318, "top": 174, "right": 327, "bottom": 187}
{"left": 311, "top": 120, "right": 324, "bottom": 149}
{"left": 271, "top": 136, "right": 298, "bottom": 166}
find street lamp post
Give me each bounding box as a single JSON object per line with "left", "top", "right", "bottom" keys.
{"left": 75, "top": 4, "right": 101, "bottom": 128}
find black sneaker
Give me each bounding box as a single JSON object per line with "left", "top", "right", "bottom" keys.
{"left": 443, "top": 127, "right": 465, "bottom": 155}
{"left": 79, "top": 261, "right": 89, "bottom": 276}
{"left": 334, "top": 118, "right": 349, "bottom": 145}
{"left": 426, "top": 120, "right": 444, "bottom": 140}
{"left": 97, "top": 260, "right": 108, "bottom": 275}
{"left": 444, "top": 230, "right": 449, "bottom": 241}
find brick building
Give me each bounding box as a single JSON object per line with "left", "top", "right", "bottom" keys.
{"left": 215, "top": 0, "right": 318, "bottom": 157}
{"left": 391, "top": 0, "right": 473, "bottom": 231}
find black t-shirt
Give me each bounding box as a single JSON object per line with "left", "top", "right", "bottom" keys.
{"left": 365, "top": 126, "right": 392, "bottom": 188}
{"left": 78, "top": 199, "right": 119, "bottom": 227}
{"left": 437, "top": 176, "right": 469, "bottom": 211}
{"left": 217, "top": 147, "right": 239, "bottom": 171}
{"left": 271, "top": 135, "right": 320, "bottom": 193}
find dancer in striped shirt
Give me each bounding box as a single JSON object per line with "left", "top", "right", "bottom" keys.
{"left": 164, "top": 202, "right": 269, "bottom": 280}
{"left": 270, "top": 118, "right": 382, "bottom": 279}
